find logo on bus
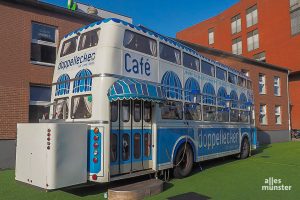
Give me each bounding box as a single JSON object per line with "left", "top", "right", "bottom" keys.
{"left": 124, "top": 53, "right": 151, "bottom": 76}
{"left": 58, "top": 52, "right": 96, "bottom": 70}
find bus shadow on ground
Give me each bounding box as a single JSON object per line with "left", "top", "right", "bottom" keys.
{"left": 62, "top": 174, "right": 174, "bottom": 197}
{"left": 62, "top": 146, "right": 269, "bottom": 197}
{"left": 168, "top": 192, "right": 211, "bottom": 200}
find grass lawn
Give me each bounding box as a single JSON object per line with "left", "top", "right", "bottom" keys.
{"left": 1, "top": 142, "right": 300, "bottom": 200}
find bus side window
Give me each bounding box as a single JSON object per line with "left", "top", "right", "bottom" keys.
{"left": 203, "top": 105, "right": 216, "bottom": 121}
{"left": 184, "top": 103, "right": 201, "bottom": 121}
{"left": 144, "top": 101, "right": 151, "bottom": 122}
{"left": 111, "top": 101, "right": 118, "bottom": 122}
{"left": 134, "top": 100, "right": 141, "bottom": 122}
{"left": 161, "top": 101, "right": 183, "bottom": 120}
{"left": 121, "top": 100, "right": 130, "bottom": 122}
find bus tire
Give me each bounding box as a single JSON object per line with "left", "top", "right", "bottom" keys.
{"left": 240, "top": 137, "right": 250, "bottom": 159}
{"left": 173, "top": 144, "right": 193, "bottom": 178}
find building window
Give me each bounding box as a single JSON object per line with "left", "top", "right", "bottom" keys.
{"left": 274, "top": 76, "right": 281, "bottom": 96}
{"left": 259, "top": 104, "right": 267, "bottom": 125}
{"left": 31, "top": 22, "right": 57, "bottom": 65}
{"left": 290, "top": 0, "right": 300, "bottom": 11}
{"left": 246, "top": 5, "right": 258, "bottom": 27}
{"left": 208, "top": 28, "right": 214, "bottom": 45}
{"left": 275, "top": 105, "right": 282, "bottom": 125}
{"left": 290, "top": 9, "right": 300, "bottom": 35}
{"left": 253, "top": 52, "right": 266, "bottom": 62}
{"left": 259, "top": 74, "right": 266, "bottom": 94}
{"left": 247, "top": 30, "right": 259, "bottom": 51}
{"left": 232, "top": 37, "right": 242, "bottom": 55}
{"left": 231, "top": 14, "right": 241, "bottom": 34}
{"left": 29, "top": 85, "right": 51, "bottom": 122}
{"left": 241, "top": 69, "right": 249, "bottom": 77}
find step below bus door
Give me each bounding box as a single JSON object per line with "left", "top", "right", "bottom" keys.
{"left": 110, "top": 101, "right": 119, "bottom": 176}
{"left": 131, "top": 100, "right": 143, "bottom": 171}
{"left": 119, "top": 100, "right": 132, "bottom": 174}
{"left": 142, "top": 101, "right": 152, "bottom": 169}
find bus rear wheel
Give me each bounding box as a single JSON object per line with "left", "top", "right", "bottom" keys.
{"left": 173, "top": 144, "right": 193, "bottom": 178}
{"left": 240, "top": 137, "right": 250, "bottom": 159}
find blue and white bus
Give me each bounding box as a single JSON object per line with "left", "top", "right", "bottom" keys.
{"left": 16, "top": 18, "right": 257, "bottom": 189}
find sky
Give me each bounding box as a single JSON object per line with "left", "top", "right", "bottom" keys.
{"left": 42, "top": 0, "right": 239, "bottom": 37}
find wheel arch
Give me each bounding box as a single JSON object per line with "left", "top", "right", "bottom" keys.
{"left": 171, "top": 136, "right": 196, "bottom": 164}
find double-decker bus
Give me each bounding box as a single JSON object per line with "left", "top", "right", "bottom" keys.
{"left": 15, "top": 18, "right": 257, "bottom": 189}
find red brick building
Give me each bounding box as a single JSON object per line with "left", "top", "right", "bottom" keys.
{"left": 177, "top": 0, "right": 300, "bottom": 130}
{"left": 0, "top": 0, "right": 130, "bottom": 169}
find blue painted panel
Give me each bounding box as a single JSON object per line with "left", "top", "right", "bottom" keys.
{"left": 157, "top": 128, "right": 194, "bottom": 165}
{"left": 88, "top": 129, "right": 101, "bottom": 174}
{"left": 198, "top": 128, "right": 240, "bottom": 156}
{"left": 251, "top": 127, "right": 257, "bottom": 147}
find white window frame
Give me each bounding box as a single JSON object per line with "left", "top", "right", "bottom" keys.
{"left": 247, "top": 29, "right": 259, "bottom": 51}
{"left": 259, "top": 74, "right": 266, "bottom": 94}
{"left": 31, "top": 22, "right": 58, "bottom": 66}
{"left": 231, "top": 14, "right": 241, "bottom": 34}
{"left": 259, "top": 104, "right": 267, "bottom": 125}
{"left": 232, "top": 37, "right": 242, "bottom": 55}
{"left": 208, "top": 28, "right": 214, "bottom": 45}
{"left": 274, "top": 76, "right": 281, "bottom": 96}
{"left": 275, "top": 105, "right": 282, "bottom": 125}
{"left": 246, "top": 5, "right": 258, "bottom": 27}
{"left": 290, "top": 8, "right": 300, "bottom": 35}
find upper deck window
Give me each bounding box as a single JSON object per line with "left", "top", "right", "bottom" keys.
{"left": 31, "top": 22, "right": 57, "bottom": 65}
{"left": 123, "top": 30, "right": 157, "bottom": 56}
{"left": 159, "top": 43, "right": 181, "bottom": 65}
{"left": 201, "top": 60, "right": 215, "bottom": 77}
{"left": 216, "top": 67, "right": 227, "bottom": 81}
{"left": 78, "top": 28, "right": 100, "bottom": 51}
{"left": 228, "top": 72, "right": 237, "bottom": 84}
{"left": 238, "top": 76, "right": 247, "bottom": 87}
{"left": 183, "top": 53, "right": 199, "bottom": 71}
{"left": 60, "top": 36, "right": 78, "bottom": 57}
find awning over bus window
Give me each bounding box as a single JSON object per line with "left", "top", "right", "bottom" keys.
{"left": 108, "top": 78, "right": 165, "bottom": 102}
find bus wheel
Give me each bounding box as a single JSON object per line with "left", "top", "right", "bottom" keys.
{"left": 173, "top": 144, "right": 193, "bottom": 178}
{"left": 240, "top": 137, "right": 250, "bottom": 159}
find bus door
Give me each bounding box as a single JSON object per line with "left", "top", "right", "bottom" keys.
{"left": 131, "top": 100, "right": 143, "bottom": 171}
{"left": 119, "top": 100, "right": 132, "bottom": 174}
{"left": 110, "top": 101, "right": 120, "bottom": 176}
{"left": 142, "top": 101, "right": 152, "bottom": 169}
